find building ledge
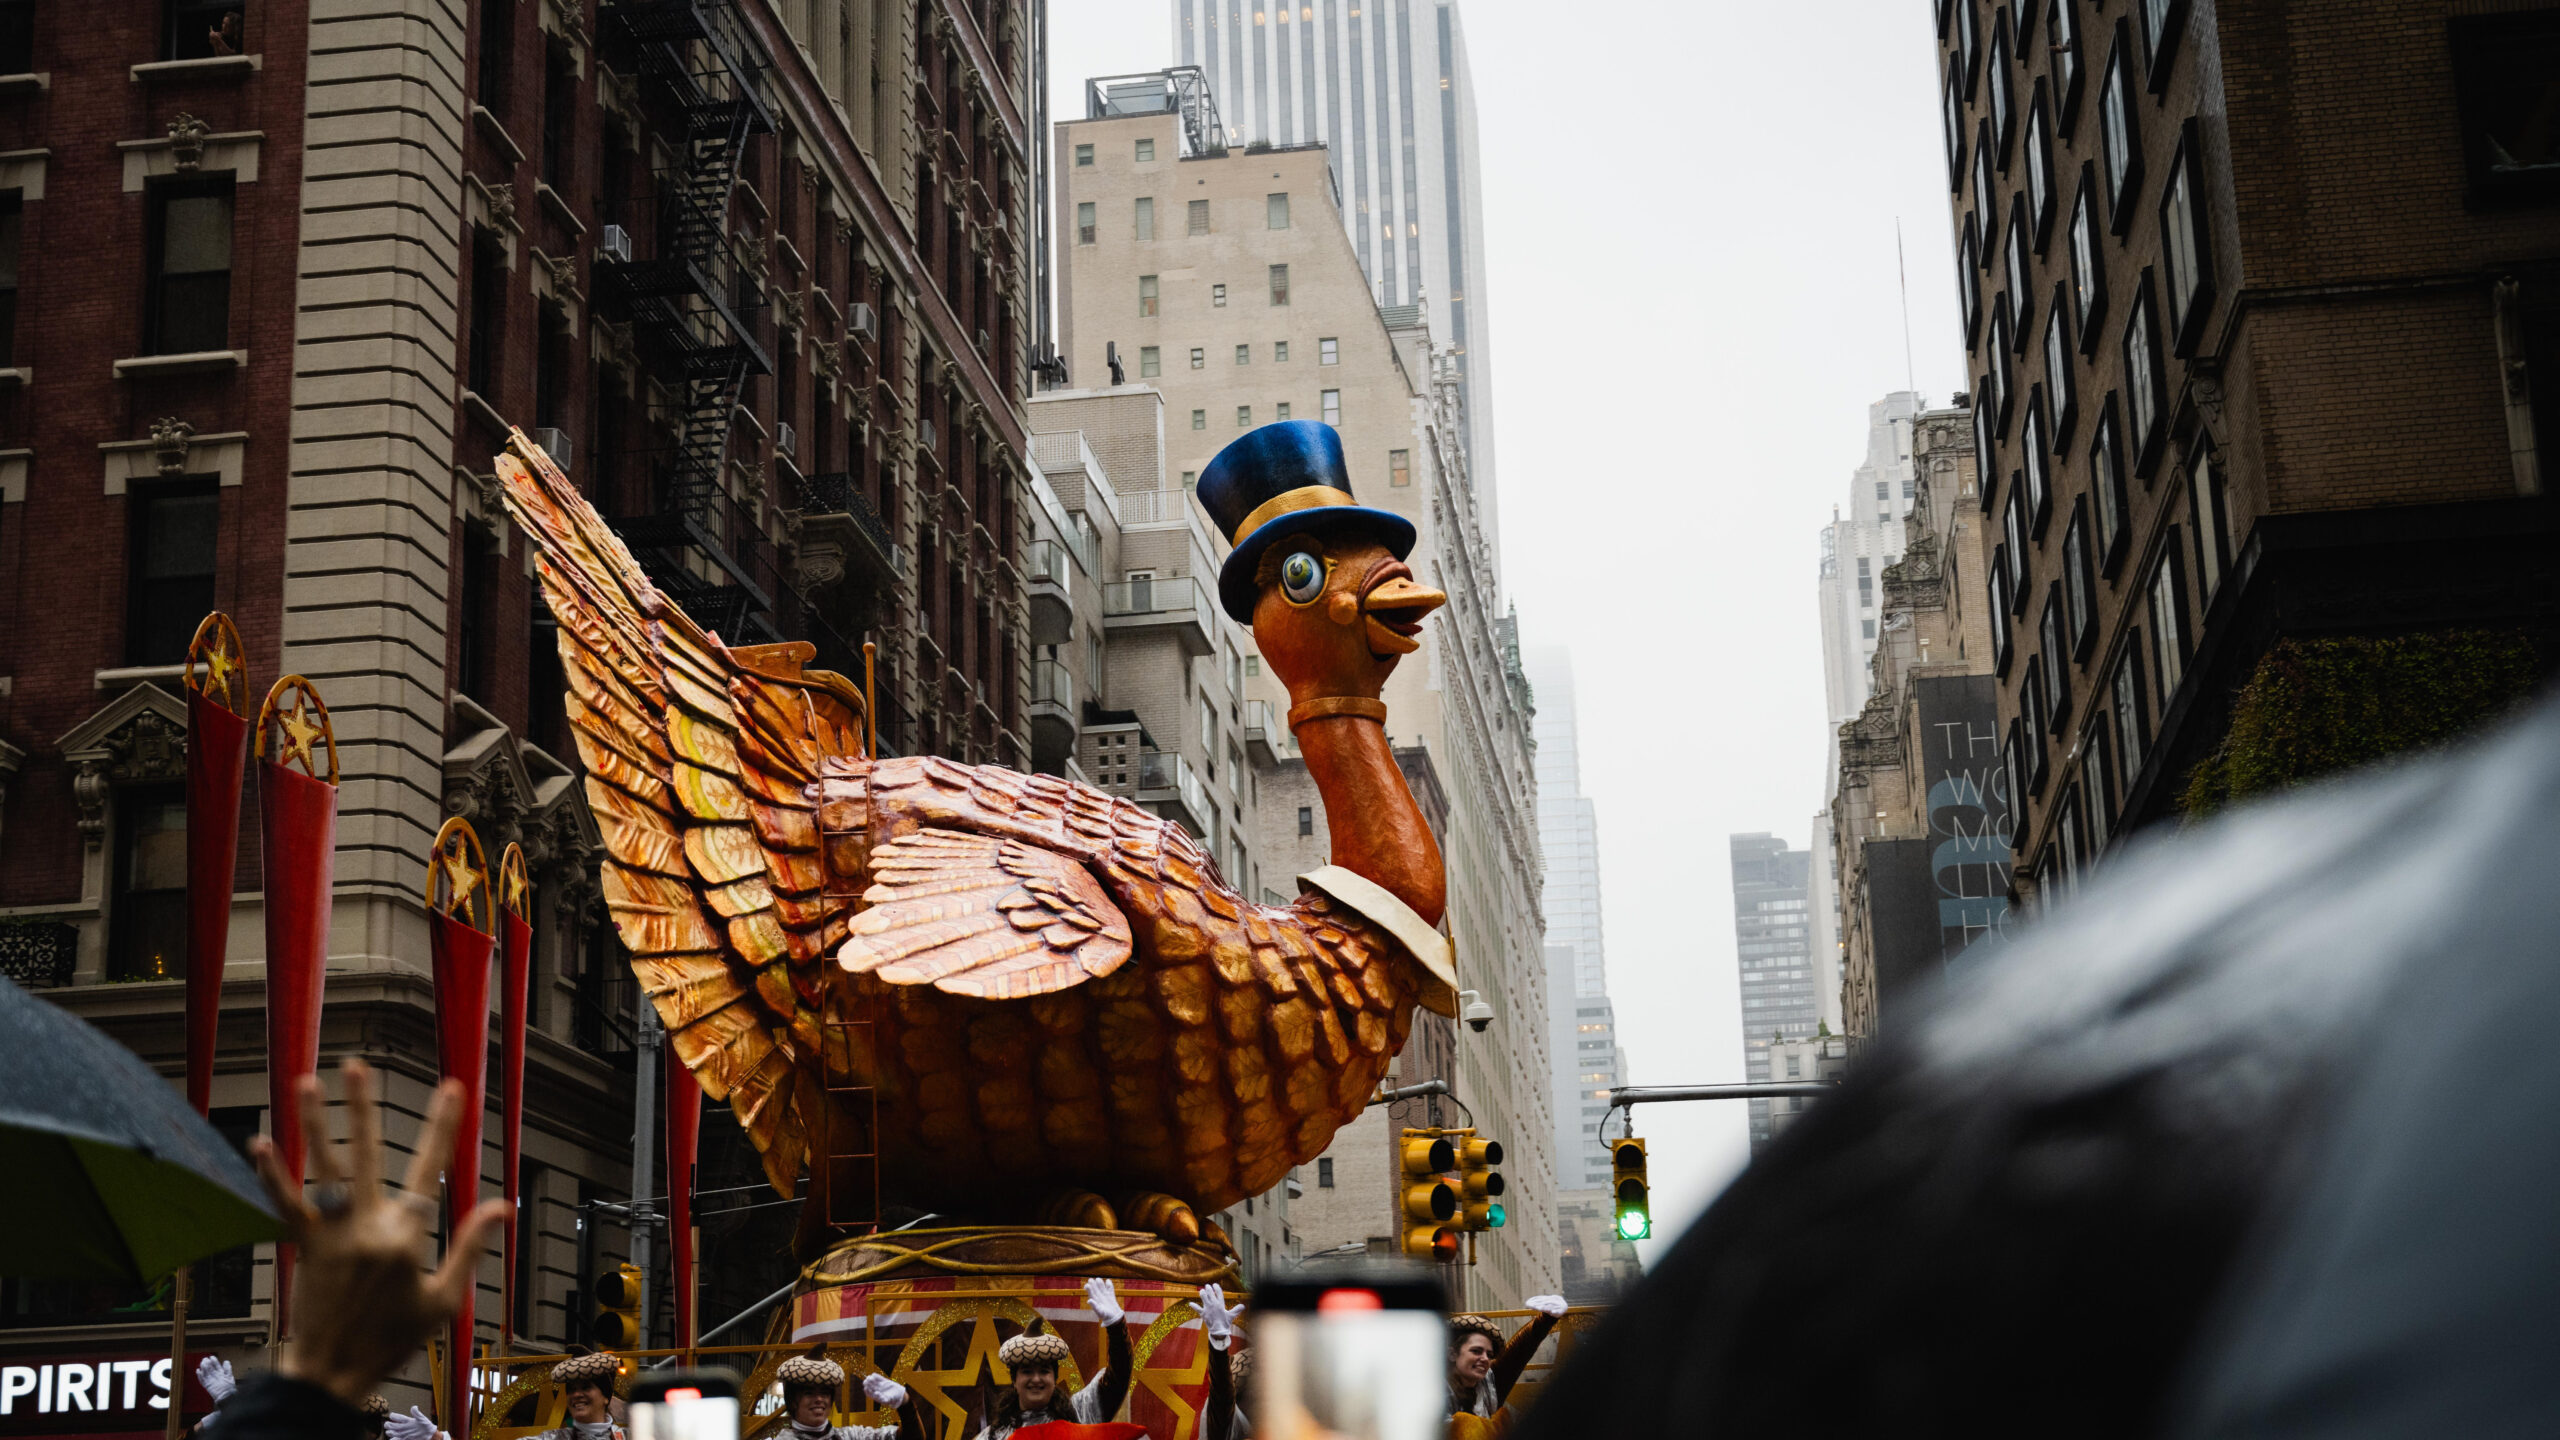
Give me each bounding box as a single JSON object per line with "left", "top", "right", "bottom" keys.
{"left": 472, "top": 104, "right": 526, "bottom": 167}
{"left": 95, "top": 663, "right": 193, "bottom": 692}
{"left": 536, "top": 179, "right": 586, "bottom": 235}
{"left": 462, "top": 388, "right": 511, "bottom": 438}
{"left": 112, "top": 349, "right": 246, "bottom": 379}
{"left": 0, "top": 1315, "right": 270, "bottom": 1351}
{"left": 0, "top": 367, "right": 26, "bottom": 387}
{"left": 0, "top": 71, "right": 48, "bottom": 95}
{"left": 130, "top": 54, "right": 261, "bottom": 84}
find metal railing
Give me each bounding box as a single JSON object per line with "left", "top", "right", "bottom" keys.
{"left": 1113, "top": 487, "right": 1202, "bottom": 527}
{"left": 1137, "top": 748, "right": 1209, "bottom": 832}
{"left": 1103, "top": 573, "right": 1208, "bottom": 618}
{"left": 798, "top": 472, "right": 895, "bottom": 564}
{"left": 1029, "top": 658, "right": 1074, "bottom": 710}
{"left": 1244, "top": 698, "right": 1275, "bottom": 744}
{"left": 1025, "top": 537, "right": 1069, "bottom": 587}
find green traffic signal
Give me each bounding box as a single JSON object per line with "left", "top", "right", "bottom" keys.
{"left": 1487, "top": 1201, "right": 1506, "bottom": 1228}
{"left": 1610, "top": 1136, "right": 1651, "bottom": 1241}
{"left": 1615, "top": 1205, "right": 1650, "bottom": 1241}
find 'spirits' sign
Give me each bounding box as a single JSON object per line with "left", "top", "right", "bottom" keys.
{"left": 0, "top": 1354, "right": 215, "bottom": 1433}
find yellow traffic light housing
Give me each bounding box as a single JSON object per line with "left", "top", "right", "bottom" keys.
{"left": 1611, "top": 1136, "right": 1651, "bottom": 1241}
{"left": 1398, "top": 1132, "right": 1459, "bottom": 1261}
{"left": 590, "top": 1262, "right": 643, "bottom": 1349}
{"left": 1455, "top": 1136, "right": 1506, "bottom": 1231}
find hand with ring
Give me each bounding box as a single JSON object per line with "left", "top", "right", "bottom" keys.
{"left": 250, "top": 1059, "right": 508, "bottom": 1409}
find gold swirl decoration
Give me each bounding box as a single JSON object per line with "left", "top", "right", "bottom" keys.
{"left": 802, "top": 1226, "right": 1241, "bottom": 1287}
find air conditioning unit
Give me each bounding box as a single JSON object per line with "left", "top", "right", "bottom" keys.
{"left": 529, "top": 427, "right": 574, "bottom": 471}
{"left": 776, "top": 421, "right": 797, "bottom": 458}
{"left": 597, "top": 225, "right": 632, "bottom": 264}
{"left": 920, "top": 419, "right": 938, "bottom": 452}
{"left": 847, "top": 302, "right": 878, "bottom": 342}
{"left": 976, "top": 328, "right": 992, "bottom": 355}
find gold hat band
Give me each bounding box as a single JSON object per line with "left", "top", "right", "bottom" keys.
{"left": 1234, "top": 485, "right": 1360, "bottom": 547}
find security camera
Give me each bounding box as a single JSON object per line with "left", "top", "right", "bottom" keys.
{"left": 1459, "top": 988, "right": 1493, "bottom": 1034}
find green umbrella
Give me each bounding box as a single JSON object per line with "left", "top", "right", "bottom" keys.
{"left": 0, "top": 975, "right": 282, "bottom": 1281}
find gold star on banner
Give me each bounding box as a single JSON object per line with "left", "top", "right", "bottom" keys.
{"left": 441, "top": 843, "right": 483, "bottom": 918}
{"left": 277, "top": 701, "right": 325, "bottom": 771}
{"left": 500, "top": 861, "right": 529, "bottom": 917}
{"left": 201, "top": 642, "right": 237, "bottom": 696}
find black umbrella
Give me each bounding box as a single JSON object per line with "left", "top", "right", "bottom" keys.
{"left": 0, "top": 975, "right": 282, "bottom": 1281}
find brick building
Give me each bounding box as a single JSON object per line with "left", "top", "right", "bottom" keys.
{"left": 0, "top": 0, "right": 1034, "bottom": 1382}
{"left": 1936, "top": 0, "right": 2560, "bottom": 891}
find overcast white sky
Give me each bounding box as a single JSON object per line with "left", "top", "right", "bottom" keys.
{"left": 1047, "top": 0, "right": 1970, "bottom": 1258}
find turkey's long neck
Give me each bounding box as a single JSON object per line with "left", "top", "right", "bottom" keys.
{"left": 1299, "top": 715, "right": 1446, "bottom": 927}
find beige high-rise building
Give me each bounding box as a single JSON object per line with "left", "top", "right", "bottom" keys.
{"left": 1053, "top": 73, "right": 1556, "bottom": 1307}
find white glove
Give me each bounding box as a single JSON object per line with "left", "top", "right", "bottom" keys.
{"left": 860, "top": 1373, "right": 908, "bottom": 1410}
{"left": 385, "top": 1407, "right": 442, "bottom": 1440}
{"left": 1524, "top": 1294, "right": 1568, "bottom": 1318}
{"left": 1084, "top": 1276, "right": 1124, "bottom": 1326}
{"left": 1197, "top": 1283, "right": 1242, "bottom": 1351}
{"left": 196, "top": 1356, "right": 235, "bottom": 1404}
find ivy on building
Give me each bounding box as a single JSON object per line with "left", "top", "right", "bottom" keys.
{"left": 2180, "top": 629, "right": 2543, "bottom": 817}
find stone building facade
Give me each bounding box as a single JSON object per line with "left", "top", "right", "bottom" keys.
{"left": 1936, "top": 0, "right": 2560, "bottom": 893}
{"left": 0, "top": 0, "right": 1033, "bottom": 1387}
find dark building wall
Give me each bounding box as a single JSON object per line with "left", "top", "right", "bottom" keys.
{"left": 1862, "top": 836, "right": 1942, "bottom": 1020}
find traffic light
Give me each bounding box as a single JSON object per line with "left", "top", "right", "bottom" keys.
{"left": 1455, "top": 1136, "right": 1507, "bottom": 1231}
{"left": 590, "top": 1262, "right": 643, "bottom": 1349}
{"left": 1611, "top": 1137, "right": 1651, "bottom": 1241}
{"left": 1399, "top": 1133, "right": 1459, "bottom": 1261}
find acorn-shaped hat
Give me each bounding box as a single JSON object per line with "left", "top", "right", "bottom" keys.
{"left": 552, "top": 1351, "right": 622, "bottom": 1388}
{"left": 1196, "top": 420, "right": 1416, "bottom": 625}
{"left": 775, "top": 1343, "right": 846, "bottom": 1391}
{"left": 997, "top": 1332, "right": 1071, "bottom": 1368}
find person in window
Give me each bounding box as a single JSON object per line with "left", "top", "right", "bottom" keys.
{"left": 1447, "top": 1298, "right": 1567, "bottom": 1422}
{"left": 770, "top": 1347, "right": 923, "bottom": 1440}
{"left": 975, "top": 1279, "right": 1132, "bottom": 1439}
{"left": 206, "top": 9, "right": 242, "bottom": 55}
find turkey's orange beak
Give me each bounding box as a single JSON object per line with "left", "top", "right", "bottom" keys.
{"left": 1360, "top": 566, "right": 1445, "bottom": 656}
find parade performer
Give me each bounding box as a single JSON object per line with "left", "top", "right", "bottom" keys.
{"left": 539, "top": 1352, "right": 625, "bottom": 1440}
{"left": 770, "top": 1346, "right": 924, "bottom": 1440}
{"left": 189, "top": 1357, "right": 392, "bottom": 1439}
{"left": 1447, "top": 1297, "right": 1568, "bottom": 1421}
{"left": 976, "top": 1280, "right": 1133, "bottom": 1439}
{"left": 1197, "top": 1285, "right": 1250, "bottom": 1440}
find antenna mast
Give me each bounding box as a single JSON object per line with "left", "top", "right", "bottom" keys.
{"left": 1896, "top": 218, "right": 1917, "bottom": 395}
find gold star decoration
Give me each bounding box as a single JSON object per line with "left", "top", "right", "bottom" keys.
{"left": 499, "top": 855, "right": 530, "bottom": 917}
{"left": 440, "top": 839, "right": 483, "bottom": 919}
{"left": 201, "top": 640, "right": 237, "bottom": 696}
{"left": 277, "top": 700, "right": 326, "bottom": 772}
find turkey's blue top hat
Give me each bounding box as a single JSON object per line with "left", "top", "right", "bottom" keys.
{"left": 1197, "top": 420, "right": 1415, "bottom": 624}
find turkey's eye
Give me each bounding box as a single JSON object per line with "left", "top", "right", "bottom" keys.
{"left": 1280, "top": 551, "right": 1325, "bottom": 604}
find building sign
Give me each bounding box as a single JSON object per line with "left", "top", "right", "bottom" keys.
{"left": 1914, "top": 675, "right": 2013, "bottom": 961}
{"left": 0, "top": 1352, "right": 215, "bottom": 1435}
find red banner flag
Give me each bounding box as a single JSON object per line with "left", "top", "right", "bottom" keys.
{"left": 495, "top": 844, "right": 533, "bottom": 1345}
{"left": 255, "top": 676, "right": 337, "bottom": 1335}
{"left": 427, "top": 818, "right": 496, "bottom": 1433}
{"left": 667, "top": 1052, "right": 701, "bottom": 1355}
{"left": 183, "top": 615, "right": 250, "bottom": 1118}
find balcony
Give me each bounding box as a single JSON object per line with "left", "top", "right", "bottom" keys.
{"left": 1029, "top": 658, "right": 1076, "bottom": 756}
{"left": 1137, "top": 748, "right": 1211, "bottom": 837}
{"left": 790, "top": 472, "right": 898, "bottom": 591}
{"left": 1027, "top": 538, "right": 1073, "bottom": 646}
{"left": 1244, "top": 698, "right": 1279, "bottom": 767}
{"left": 1103, "top": 574, "right": 1215, "bottom": 658}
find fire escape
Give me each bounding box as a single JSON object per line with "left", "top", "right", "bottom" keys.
{"left": 595, "top": 0, "right": 778, "bottom": 641}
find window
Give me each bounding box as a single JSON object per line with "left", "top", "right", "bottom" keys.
{"left": 1974, "top": 121, "right": 1999, "bottom": 246}
{"left": 1075, "top": 143, "right": 1094, "bottom": 166}
{"left": 1077, "top": 201, "right": 1096, "bottom": 244}
{"left": 1974, "top": 391, "right": 1999, "bottom": 513}
{"left": 110, "top": 787, "right": 188, "bottom": 981}
{"left": 2159, "top": 125, "right": 2214, "bottom": 353}
{"left": 1137, "top": 137, "right": 1156, "bottom": 162}
{"left": 0, "top": 194, "right": 18, "bottom": 367}
{"left": 2020, "top": 658, "right": 2049, "bottom": 789}
{"left": 1858, "top": 556, "right": 1875, "bottom": 608}
{"left": 1139, "top": 275, "right": 1159, "bottom": 316}
{"left": 1957, "top": 219, "right": 1982, "bottom": 344}
{"left": 534, "top": 300, "right": 570, "bottom": 427}
{"left": 1944, "top": 65, "right": 1969, "bottom": 190}
{"left": 1321, "top": 389, "right": 1340, "bottom": 425}
{"left": 1988, "top": 14, "right": 2015, "bottom": 156}
{"left": 1863, "top": 619, "right": 1878, "bottom": 639}
{"left": 128, "top": 481, "right": 218, "bottom": 664}
{"left": 2122, "top": 270, "right": 2166, "bottom": 470}
{"left": 147, "top": 178, "right": 234, "bottom": 356}
{"left": 2114, "top": 639, "right": 2149, "bottom": 775}
{"left": 1190, "top": 347, "right": 1205, "bottom": 369}
{"left": 1236, "top": 343, "right": 1252, "bottom": 366}
{"left": 0, "top": 0, "right": 31, "bottom": 73}
{"left": 463, "top": 227, "right": 503, "bottom": 388}
{"left": 1237, "top": 405, "right": 1252, "bottom": 427}
{"left": 1298, "top": 805, "right": 1314, "bottom": 836}
{"left": 2026, "top": 89, "right": 2056, "bottom": 243}
{"left": 2038, "top": 586, "right": 2071, "bottom": 728}
{"left": 2003, "top": 719, "right": 2027, "bottom": 828}
{"left": 2043, "top": 288, "right": 2076, "bottom": 442}
{"left": 457, "top": 522, "right": 498, "bottom": 700}
{"left": 1318, "top": 337, "right": 1339, "bottom": 365}
{"left": 2081, "top": 731, "right": 2113, "bottom": 852}
{"left": 2063, "top": 500, "right": 2095, "bottom": 657}
{"left": 2022, "top": 388, "right": 2052, "bottom": 532}
{"left": 1181, "top": 470, "right": 1197, "bottom": 490}
{"left": 1135, "top": 196, "right": 1155, "bottom": 241}
{"left": 2150, "top": 538, "right": 2188, "bottom": 702}
{"left": 542, "top": 39, "right": 576, "bottom": 181}
{"left": 2188, "top": 444, "right": 2231, "bottom": 603}
{"left": 1275, "top": 340, "right": 1290, "bottom": 362}
{"left": 2139, "top": 0, "right": 2184, "bottom": 85}
{"left": 2004, "top": 483, "right": 2030, "bottom": 608}
{"left": 1989, "top": 554, "right": 2014, "bottom": 672}
{"left": 2100, "top": 25, "right": 2143, "bottom": 227}
{"left": 1390, "top": 449, "right": 1411, "bottom": 487}
{"left": 1268, "top": 192, "right": 1291, "bottom": 229}
{"left": 1276, "top": 402, "right": 1292, "bottom": 420}
{"left": 2449, "top": 13, "right": 2560, "bottom": 208}
{"left": 2005, "top": 202, "right": 2033, "bottom": 340}
{"left": 2068, "top": 168, "right": 2106, "bottom": 341}
{"left": 1316, "top": 1156, "right": 1334, "bottom": 1187}
{"left": 1212, "top": 283, "right": 1227, "bottom": 307}
{"left": 475, "top": 0, "right": 512, "bottom": 111}
{"left": 1955, "top": 0, "right": 1980, "bottom": 97}
{"left": 1269, "top": 263, "right": 1290, "bottom": 306}
{"left": 2090, "top": 394, "right": 2131, "bottom": 570}
{"left": 1191, "top": 408, "right": 1206, "bottom": 430}
{"left": 1189, "top": 197, "right": 1210, "bottom": 234}
{"left": 2049, "top": 0, "right": 2083, "bottom": 125}
{"left": 1140, "top": 345, "right": 1161, "bottom": 378}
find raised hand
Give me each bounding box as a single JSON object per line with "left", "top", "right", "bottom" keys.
{"left": 1524, "top": 1294, "right": 1568, "bottom": 1318}
{"left": 859, "top": 1373, "right": 908, "bottom": 1410}
{"left": 249, "top": 1059, "right": 510, "bottom": 1409}
{"left": 195, "top": 1357, "right": 236, "bottom": 1404}
{"left": 385, "top": 1406, "right": 443, "bottom": 1440}
{"left": 1083, "top": 1276, "right": 1124, "bottom": 1326}
{"left": 1196, "top": 1284, "right": 1242, "bottom": 1350}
